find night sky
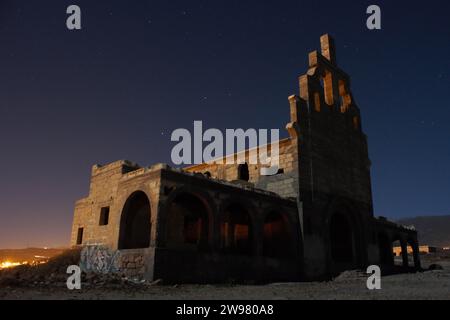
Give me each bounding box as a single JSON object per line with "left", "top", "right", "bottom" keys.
{"left": 0, "top": 0, "right": 449, "bottom": 249}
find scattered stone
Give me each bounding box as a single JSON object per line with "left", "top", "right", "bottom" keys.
{"left": 334, "top": 270, "right": 366, "bottom": 282}
{"left": 429, "top": 264, "right": 444, "bottom": 271}
{"left": 149, "top": 279, "right": 163, "bottom": 286}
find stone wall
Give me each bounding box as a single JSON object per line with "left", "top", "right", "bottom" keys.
{"left": 185, "top": 138, "right": 300, "bottom": 199}
{"left": 70, "top": 34, "right": 421, "bottom": 282}
{"left": 70, "top": 161, "right": 163, "bottom": 249}
{"left": 117, "top": 248, "right": 155, "bottom": 279}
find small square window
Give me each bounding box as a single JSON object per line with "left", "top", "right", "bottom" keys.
{"left": 99, "top": 207, "right": 110, "bottom": 226}
{"left": 76, "top": 227, "right": 84, "bottom": 245}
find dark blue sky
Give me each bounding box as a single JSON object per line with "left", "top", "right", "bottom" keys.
{"left": 0, "top": 0, "right": 449, "bottom": 248}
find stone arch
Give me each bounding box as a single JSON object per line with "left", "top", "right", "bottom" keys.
{"left": 220, "top": 202, "right": 254, "bottom": 255}
{"left": 391, "top": 236, "right": 405, "bottom": 267}
{"left": 330, "top": 212, "right": 354, "bottom": 263}
{"left": 118, "top": 191, "right": 151, "bottom": 250}
{"left": 326, "top": 199, "right": 364, "bottom": 272}
{"left": 262, "top": 210, "right": 295, "bottom": 259}
{"left": 165, "top": 192, "right": 211, "bottom": 251}
{"left": 407, "top": 238, "right": 420, "bottom": 268}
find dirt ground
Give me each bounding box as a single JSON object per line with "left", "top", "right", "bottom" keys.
{"left": 1, "top": 256, "right": 449, "bottom": 300}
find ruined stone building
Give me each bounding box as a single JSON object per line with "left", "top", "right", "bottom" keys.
{"left": 71, "top": 35, "right": 421, "bottom": 282}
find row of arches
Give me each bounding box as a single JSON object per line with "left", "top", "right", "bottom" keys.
{"left": 117, "top": 190, "right": 298, "bottom": 260}
{"left": 378, "top": 232, "right": 420, "bottom": 268}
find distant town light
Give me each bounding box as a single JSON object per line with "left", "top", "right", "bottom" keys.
{"left": 0, "top": 261, "right": 23, "bottom": 269}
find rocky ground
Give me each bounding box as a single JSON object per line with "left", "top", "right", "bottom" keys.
{"left": 0, "top": 251, "right": 449, "bottom": 300}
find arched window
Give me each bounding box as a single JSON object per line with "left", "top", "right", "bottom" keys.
{"left": 166, "top": 193, "right": 210, "bottom": 251}
{"left": 220, "top": 204, "right": 253, "bottom": 255}
{"left": 263, "top": 212, "right": 294, "bottom": 259}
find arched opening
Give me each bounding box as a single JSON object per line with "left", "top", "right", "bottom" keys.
{"left": 220, "top": 204, "right": 253, "bottom": 255}
{"left": 166, "top": 193, "right": 209, "bottom": 251}
{"left": 378, "top": 232, "right": 393, "bottom": 266}
{"left": 263, "top": 212, "right": 294, "bottom": 259}
{"left": 338, "top": 79, "right": 352, "bottom": 112}
{"left": 407, "top": 239, "right": 420, "bottom": 269}
{"left": 322, "top": 71, "right": 334, "bottom": 106}
{"left": 392, "top": 239, "right": 403, "bottom": 266}
{"left": 118, "top": 191, "right": 151, "bottom": 250}
{"left": 314, "top": 92, "right": 321, "bottom": 112}
{"left": 352, "top": 116, "right": 360, "bottom": 130}
{"left": 330, "top": 212, "right": 355, "bottom": 266}
{"left": 237, "top": 163, "right": 249, "bottom": 182}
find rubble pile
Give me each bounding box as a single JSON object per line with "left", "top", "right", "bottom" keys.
{"left": 0, "top": 249, "right": 159, "bottom": 289}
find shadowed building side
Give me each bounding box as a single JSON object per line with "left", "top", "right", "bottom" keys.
{"left": 70, "top": 34, "right": 420, "bottom": 283}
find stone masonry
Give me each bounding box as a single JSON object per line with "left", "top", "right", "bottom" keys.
{"left": 71, "top": 35, "right": 420, "bottom": 283}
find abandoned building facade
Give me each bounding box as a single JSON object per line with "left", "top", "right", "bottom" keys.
{"left": 71, "top": 35, "right": 421, "bottom": 283}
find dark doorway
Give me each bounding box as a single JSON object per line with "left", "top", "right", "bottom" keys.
{"left": 220, "top": 204, "right": 252, "bottom": 255}
{"left": 330, "top": 212, "right": 354, "bottom": 264}
{"left": 118, "top": 191, "right": 151, "bottom": 249}
{"left": 166, "top": 193, "right": 209, "bottom": 250}
{"left": 263, "top": 212, "right": 294, "bottom": 259}
{"left": 237, "top": 163, "right": 249, "bottom": 182}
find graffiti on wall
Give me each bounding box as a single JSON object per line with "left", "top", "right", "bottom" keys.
{"left": 80, "top": 246, "right": 121, "bottom": 274}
